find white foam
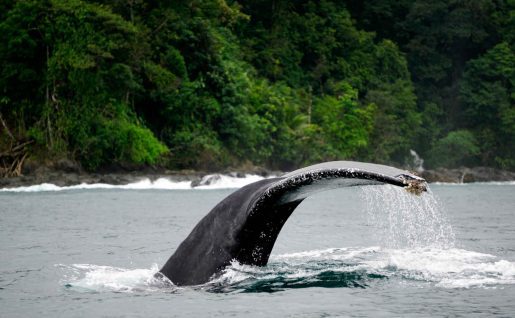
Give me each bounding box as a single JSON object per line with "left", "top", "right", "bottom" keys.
{"left": 59, "top": 263, "right": 176, "bottom": 293}
{"left": 375, "top": 247, "right": 515, "bottom": 288}
{"left": 273, "top": 247, "right": 379, "bottom": 262}
{"left": 273, "top": 247, "right": 515, "bottom": 289}
{"left": 210, "top": 260, "right": 258, "bottom": 285}
{"left": 0, "top": 174, "right": 268, "bottom": 192}
{"left": 58, "top": 246, "right": 515, "bottom": 292}
{"left": 194, "top": 174, "right": 266, "bottom": 189}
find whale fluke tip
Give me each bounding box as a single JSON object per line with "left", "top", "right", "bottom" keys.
{"left": 404, "top": 179, "right": 427, "bottom": 195}
{"left": 396, "top": 173, "right": 427, "bottom": 195}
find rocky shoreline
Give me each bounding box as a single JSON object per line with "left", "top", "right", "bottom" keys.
{"left": 0, "top": 160, "right": 514, "bottom": 189}
{"left": 419, "top": 167, "right": 515, "bottom": 183}
{"left": 0, "top": 159, "right": 281, "bottom": 189}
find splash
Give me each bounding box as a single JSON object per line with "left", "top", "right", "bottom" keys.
{"left": 210, "top": 247, "right": 515, "bottom": 291}
{"left": 58, "top": 264, "right": 177, "bottom": 293}
{"left": 380, "top": 247, "right": 515, "bottom": 288}
{"left": 194, "top": 174, "right": 267, "bottom": 189}
{"left": 409, "top": 149, "right": 425, "bottom": 173}
{"left": 58, "top": 246, "right": 515, "bottom": 294}
{"left": 206, "top": 251, "right": 387, "bottom": 293}
{"left": 360, "top": 185, "right": 455, "bottom": 249}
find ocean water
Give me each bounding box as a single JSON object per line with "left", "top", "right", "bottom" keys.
{"left": 1, "top": 177, "right": 514, "bottom": 317}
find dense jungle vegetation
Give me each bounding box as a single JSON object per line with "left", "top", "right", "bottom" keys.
{"left": 0, "top": 0, "right": 513, "bottom": 172}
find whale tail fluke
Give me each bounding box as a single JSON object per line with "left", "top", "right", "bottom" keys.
{"left": 159, "top": 161, "right": 426, "bottom": 286}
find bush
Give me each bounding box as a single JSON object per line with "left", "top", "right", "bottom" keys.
{"left": 427, "top": 130, "right": 480, "bottom": 168}
{"left": 164, "top": 127, "right": 229, "bottom": 171}
{"left": 311, "top": 83, "right": 375, "bottom": 160}
{"left": 80, "top": 119, "right": 168, "bottom": 171}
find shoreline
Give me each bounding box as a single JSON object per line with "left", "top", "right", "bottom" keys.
{"left": 419, "top": 166, "right": 515, "bottom": 184}
{"left": 1, "top": 164, "right": 514, "bottom": 190}
{"left": 0, "top": 162, "right": 281, "bottom": 189}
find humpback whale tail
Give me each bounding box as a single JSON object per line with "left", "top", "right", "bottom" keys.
{"left": 158, "top": 161, "right": 426, "bottom": 286}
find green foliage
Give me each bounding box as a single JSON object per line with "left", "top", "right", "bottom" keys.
{"left": 364, "top": 79, "right": 420, "bottom": 163}
{"left": 166, "top": 126, "right": 228, "bottom": 170}
{"left": 427, "top": 130, "right": 480, "bottom": 168}
{"left": 0, "top": 0, "right": 168, "bottom": 170}
{"left": 345, "top": 0, "right": 514, "bottom": 170}
{"left": 64, "top": 102, "right": 168, "bottom": 171}
{"left": 78, "top": 118, "right": 167, "bottom": 171}
{"left": 311, "top": 83, "right": 375, "bottom": 160}
{"left": 1, "top": 0, "right": 510, "bottom": 172}
{"left": 460, "top": 42, "right": 515, "bottom": 169}
{"left": 232, "top": 0, "right": 420, "bottom": 167}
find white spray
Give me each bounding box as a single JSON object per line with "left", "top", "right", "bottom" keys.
{"left": 360, "top": 185, "right": 455, "bottom": 249}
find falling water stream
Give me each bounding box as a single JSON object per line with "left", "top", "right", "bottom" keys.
{"left": 361, "top": 185, "right": 455, "bottom": 249}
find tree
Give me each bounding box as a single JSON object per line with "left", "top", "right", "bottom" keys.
{"left": 460, "top": 42, "right": 515, "bottom": 169}
{"left": 0, "top": 0, "right": 167, "bottom": 170}
{"left": 428, "top": 130, "right": 480, "bottom": 168}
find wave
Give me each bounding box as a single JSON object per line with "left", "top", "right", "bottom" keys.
{"left": 215, "top": 247, "right": 515, "bottom": 291}
{"left": 194, "top": 174, "right": 267, "bottom": 189}
{"left": 58, "top": 263, "right": 177, "bottom": 293}
{"left": 59, "top": 246, "right": 515, "bottom": 294}
{"left": 0, "top": 174, "right": 268, "bottom": 192}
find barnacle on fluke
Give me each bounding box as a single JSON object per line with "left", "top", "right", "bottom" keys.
{"left": 405, "top": 179, "right": 427, "bottom": 195}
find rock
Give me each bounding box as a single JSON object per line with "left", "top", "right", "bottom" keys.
{"left": 463, "top": 167, "right": 515, "bottom": 182}
{"left": 52, "top": 159, "right": 81, "bottom": 173}
{"left": 98, "top": 174, "right": 140, "bottom": 185}
{"left": 227, "top": 172, "right": 246, "bottom": 178}
{"left": 2, "top": 159, "right": 513, "bottom": 189}
{"left": 421, "top": 168, "right": 463, "bottom": 183}
{"left": 192, "top": 174, "right": 221, "bottom": 188}
{"left": 51, "top": 173, "right": 80, "bottom": 187}
{"left": 190, "top": 177, "right": 202, "bottom": 188}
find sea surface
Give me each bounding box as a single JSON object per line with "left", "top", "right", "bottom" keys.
{"left": 1, "top": 176, "right": 514, "bottom": 317}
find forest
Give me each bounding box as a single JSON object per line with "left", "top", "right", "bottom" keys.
{"left": 0, "top": 0, "right": 513, "bottom": 173}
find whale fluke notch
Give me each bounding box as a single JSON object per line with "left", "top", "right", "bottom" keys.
{"left": 158, "top": 161, "right": 426, "bottom": 286}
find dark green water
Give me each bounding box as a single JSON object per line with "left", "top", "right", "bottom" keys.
{"left": 1, "top": 183, "right": 514, "bottom": 317}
